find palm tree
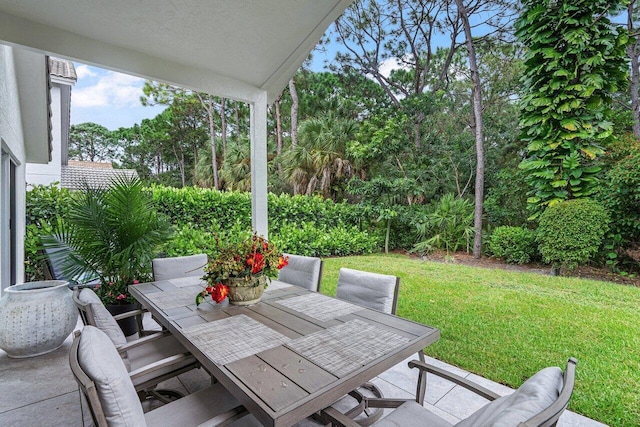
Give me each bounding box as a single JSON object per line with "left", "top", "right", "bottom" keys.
{"left": 282, "top": 112, "right": 358, "bottom": 198}
{"left": 42, "top": 175, "right": 172, "bottom": 305}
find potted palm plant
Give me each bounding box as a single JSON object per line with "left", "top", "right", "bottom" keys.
{"left": 42, "top": 175, "right": 171, "bottom": 335}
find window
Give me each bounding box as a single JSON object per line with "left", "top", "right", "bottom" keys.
{"left": 1, "top": 146, "right": 17, "bottom": 289}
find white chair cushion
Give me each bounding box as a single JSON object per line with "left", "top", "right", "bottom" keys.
{"left": 456, "top": 367, "right": 563, "bottom": 427}
{"left": 79, "top": 326, "right": 147, "bottom": 427}
{"left": 335, "top": 268, "right": 398, "bottom": 314}
{"left": 278, "top": 254, "right": 322, "bottom": 291}
{"left": 152, "top": 254, "right": 208, "bottom": 281}
{"left": 79, "top": 288, "right": 127, "bottom": 348}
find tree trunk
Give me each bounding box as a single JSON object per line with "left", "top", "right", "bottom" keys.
{"left": 456, "top": 0, "right": 485, "bottom": 259}
{"left": 289, "top": 78, "right": 299, "bottom": 148}
{"left": 275, "top": 93, "right": 284, "bottom": 176}
{"left": 275, "top": 94, "right": 283, "bottom": 156}
{"left": 208, "top": 98, "right": 220, "bottom": 190}
{"left": 628, "top": 2, "right": 640, "bottom": 138}
{"left": 220, "top": 97, "right": 227, "bottom": 157}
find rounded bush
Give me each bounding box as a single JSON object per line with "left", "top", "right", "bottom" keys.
{"left": 537, "top": 198, "right": 610, "bottom": 270}
{"left": 489, "top": 226, "right": 537, "bottom": 264}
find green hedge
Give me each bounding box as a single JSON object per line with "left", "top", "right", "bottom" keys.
{"left": 25, "top": 185, "right": 382, "bottom": 274}
{"left": 488, "top": 226, "right": 538, "bottom": 264}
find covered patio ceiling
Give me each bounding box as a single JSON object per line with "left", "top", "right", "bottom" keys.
{"left": 0, "top": 0, "right": 352, "bottom": 104}
{"left": 0, "top": 0, "right": 354, "bottom": 237}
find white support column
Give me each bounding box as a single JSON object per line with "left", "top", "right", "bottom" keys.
{"left": 250, "top": 91, "right": 268, "bottom": 238}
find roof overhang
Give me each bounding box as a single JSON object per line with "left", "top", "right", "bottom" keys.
{"left": 0, "top": 0, "right": 353, "bottom": 104}
{"left": 12, "top": 48, "right": 51, "bottom": 164}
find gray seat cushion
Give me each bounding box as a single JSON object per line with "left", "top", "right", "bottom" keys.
{"left": 335, "top": 268, "right": 398, "bottom": 314}
{"left": 79, "top": 288, "right": 127, "bottom": 348}
{"left": 278, "top": 254, "right": 322, "bottom": 291}
{"left": 127, "top": 334, "right": 195, "bottom": 388}
{"left": 456, "top": 367, "right": 563, "bottom": 427}
{"left": 144, "top": 382, "right": 262, "bottom": 427}
{"left": 78, "top": 326, "right": 147, "bottom": 427}
{"left": 374, "top": 401, "right": 454, "bottom": 427}
{"left": 152, "top": 254, "right": 208, "bottom": 281}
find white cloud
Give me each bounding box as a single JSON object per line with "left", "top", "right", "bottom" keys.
{"left": 73, "top": 70, "right": 146, "bottom": 109}
{"left": 379, "top": 57, "right": 401, "bottom": 78}
{"left": 75, "top": 64, "right": 97, "bottom": 79}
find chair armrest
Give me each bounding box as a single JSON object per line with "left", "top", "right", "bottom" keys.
{"left": 129, "top": 353, "right": 196, "bottom": 381}
{"left": 196, "top": 405, "right": 250, "bottom": 427}
{"left": 116, "top": 331, "right": 170, "bottom": 354}
{"left": 112, "top": 309, "right": 146, "bottom": 321}
{"left": 320, "top": 407, "right": 361, "bottom": 427}
{"left": 408, "top": 360, "right": 502, "bottom": 401}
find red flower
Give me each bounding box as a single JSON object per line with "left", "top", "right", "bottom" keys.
{"left": 209, "top": 284, "right": 229, "bottom": 304}
{"left": 248, "top": 253, "right": 265, "bottom": 274}
{"left": 277, "top": 255, "right": 289, "bottom": 270}
{"left": 132, "top": 279, "right": 140, "bottom": 284}
{"left": 116, "top": 293, "right": 127, "bottom": 301}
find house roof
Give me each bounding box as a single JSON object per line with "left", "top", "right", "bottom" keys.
{"left": 0, "top": 0, "right": 353, "bottom": 104}
{"left": 49, "top": 57, "right": 76, "bottom": 82}
{"left": 61, "top": 162, "right": 138, "bottom": 190}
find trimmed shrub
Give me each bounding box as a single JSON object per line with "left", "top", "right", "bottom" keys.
{"left": 272, "top": 223, "right": 379, "bottom": 257}
{"left": 537, "top": 198, "right": 610, "bottom": 270}
{"left": 489, "top": 226, "right": 537, "bottom": 264}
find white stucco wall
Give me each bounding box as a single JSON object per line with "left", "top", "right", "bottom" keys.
{"left": 0, "top": 44, "right": 49, "bottom": 293}
{"left": 0, "top": 44, "right": 26, "bottom": 292}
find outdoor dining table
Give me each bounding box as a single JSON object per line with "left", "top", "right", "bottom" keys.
{"left": 129, "top": 277, "right": 440, "bottom": 427}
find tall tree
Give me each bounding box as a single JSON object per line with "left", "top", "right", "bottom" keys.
{"left": 627, "top": 0, "right": 640, "bottom": 138}
{"left": 289, "top": 78, "right": 299, "bottom": 148}
{"left": 516, "top": 0, "right": 629, "bottom": 217}
{"left": 455, "top": 0, "right": 485, "bottom": 258}
{"left": 69, "top": 123, "right": 116, "bottom": 162}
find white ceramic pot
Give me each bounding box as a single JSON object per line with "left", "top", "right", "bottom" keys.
{"left": 0, "top": 280, "right": 77, "bottom": 358}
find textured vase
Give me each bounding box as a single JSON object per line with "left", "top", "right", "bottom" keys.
{"left": 0, "top": 280, "right": 78, "bottom": 358}
{"left": 226, "top": 276, "right": 266, "bottom": 306}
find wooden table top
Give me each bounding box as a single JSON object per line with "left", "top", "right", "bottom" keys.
{"left": 130, "top": 277, "right": 440, "bottom": 427}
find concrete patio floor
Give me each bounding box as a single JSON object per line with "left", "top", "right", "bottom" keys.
{"left": 0, "top": 315, "right": 606, "bottom": 427}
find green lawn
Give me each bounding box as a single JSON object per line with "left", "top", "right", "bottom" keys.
{"left": 319, "top": 254, "right": 640, "bottom": 427}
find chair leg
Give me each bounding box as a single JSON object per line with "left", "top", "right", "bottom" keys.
{"left": 416, "top": 350, "right": 427, "bottom": 405}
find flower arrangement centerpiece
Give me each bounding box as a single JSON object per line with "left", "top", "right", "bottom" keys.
{"left": 196, "top": 234, "right": 288, "bottom": 306}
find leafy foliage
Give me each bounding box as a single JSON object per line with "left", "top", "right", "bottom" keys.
{"left": 598, "top": 135, "right": 640, "bottom": 244}
{"left": 516, "top": 0, "right": 629, "bottom": 216}
{"left": 412, "top": 194, "right": 475, "bottom": 255}
{"left": 488, "top": 226, "right": 538, "bottom": 264}
{"left": 272, "top": 222, "right": 378, "bottom": 257}
{"left": 537, "top": 198, "right": 610, "bottom": 270}
{"left": 41, "top": 176, "right": 172, "bottom": 304}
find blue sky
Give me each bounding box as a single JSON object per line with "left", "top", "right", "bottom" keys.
{"left": 71, "top": 51, "right": 333, "bottom": 131}
{"left": 70, "top": 64, "right": 165, "bottom": 131}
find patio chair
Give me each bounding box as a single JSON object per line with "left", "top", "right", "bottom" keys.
{"left": 73, "top": 287, "right": 198, "bottom": 402}
{"left": 42, "top": 246, "right": 99, "bottom": 288}
{"left": 278, "top": 253, "right": 323, "bottom": 292}
{"left": 152, "top": 253, "right": 208, "bottom": 281}
{"left": 69, "top": 326, "right": 261, "bottom": 427}
{"left": 321, "top": 357, "right": 578, "bottom": 427}
{"left": 332, "top": 268, "right": 401, "bottom": 425}
{"left": 336, "top": 268, "right": 399, "bottom": 315}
